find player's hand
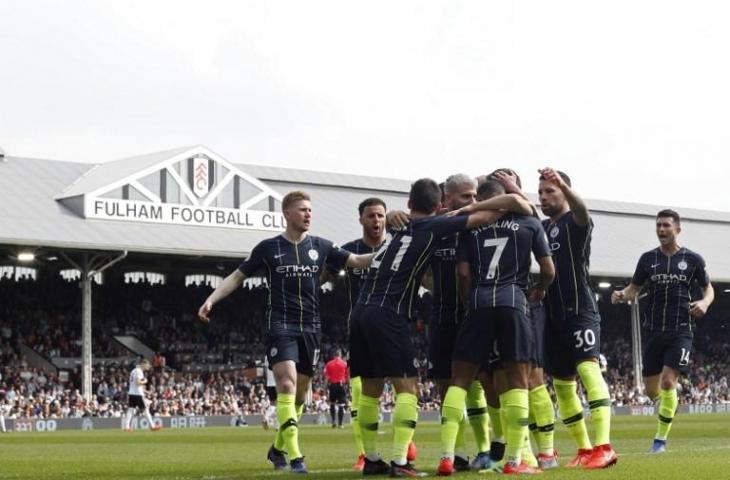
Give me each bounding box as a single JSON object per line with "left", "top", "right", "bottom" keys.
{"left": 689, "top": 299, "right": 709, "bottom": 318}
{"left": 386, "top": 210, "right": 410, "bottom": 229}
{"left": 447, "top": 204, "right": 473, "bottom": 217}
{"left": 611, "top": 290, "right": 625, "bottom": 304}
{"left": 198, "top": 300, "right": 213, "bottom": 323}
{"left": 527, "top": 287, "right": 546, "bottom": 303}
{"left": 493, "top": 170, "right": 521, "bottom": 194}
{"left": 538, "top": 167, "right": 566, "bottom": 189}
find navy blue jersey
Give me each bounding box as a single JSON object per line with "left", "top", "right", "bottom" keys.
{"left": 238, "top": 235, "right": 350, "bottom": 334}
{"left": 358, "top": 215, "right": 469, "bottom": 319}
{"left": 339, "top": 238, "right": 380, "bottom": 323}
{"left": 542, "top": 212, "right": 599, "bottom": 322}
{"left": 632, "top": 247, "right": 710, "bottom": 333}
{"left": 430, "top": 233, "right": 465, "bottom": 327}
{"left": 460, "top": 214, "right": 551, "bottom": 312}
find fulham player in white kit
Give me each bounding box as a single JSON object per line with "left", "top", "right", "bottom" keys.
{"left": 123, "top": 359, "right": 161, "bottom": 431}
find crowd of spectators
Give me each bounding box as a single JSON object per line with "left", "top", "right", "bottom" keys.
{"left": 0, "top": 273, "right": 728, "bottom": 421}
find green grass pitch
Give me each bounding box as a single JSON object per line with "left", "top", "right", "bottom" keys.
{"left": 1, "top": 414, "right": 728, "bottom": 479}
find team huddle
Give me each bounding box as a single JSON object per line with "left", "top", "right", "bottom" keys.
{"left": 196, "top": 167, "right": 714, "bottom": 476}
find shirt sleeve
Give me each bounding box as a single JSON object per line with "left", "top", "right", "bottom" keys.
{"left": 428, "top": 215, "right": 470, "bottom": 238}
{"left": 531, "top": 218, "right": 552, "bottom": 259}
{"left": 324, "top": 239, "right": 351, "bottom": 271}
{"left": 694, "top": 253, "right": 711, "bottom": 288}
{"left": 238, "top": 242, "right": 266, "bottom": 276}
{"left": 631, "top": 253, "right": 650, "bottom": 286}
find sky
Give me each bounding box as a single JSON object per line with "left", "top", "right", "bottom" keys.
{"left": 2, "top": 1, "right": 730, "bottom": 212}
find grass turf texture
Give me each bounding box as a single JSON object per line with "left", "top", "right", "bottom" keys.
{"left": 1, "top": 414, "right": 729, "bottom": 479}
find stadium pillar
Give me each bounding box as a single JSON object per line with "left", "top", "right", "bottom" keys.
{"left": 81, "top": 256, "right": 93, "bottom": 402}
{"left": 62, "top": 251, "right": 128, "bottom": 402}
{"left": 630, "top": 298, "right": 643, "bottom": 391}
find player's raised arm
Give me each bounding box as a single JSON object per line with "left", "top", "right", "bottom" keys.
{"left": 345, "top": 252, "right": 374, "bottom": 270}
{"left": 451, "top": 193, "right": 533, "bottom": 229}
{"left": 539, "top": 167, "right": 590, "bottom": 226}
{"left": 198, "top": 269, "right": 245, "bottom": 322}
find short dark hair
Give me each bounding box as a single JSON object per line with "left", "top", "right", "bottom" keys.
{"left": 477, "top": 179, "right": 506, "bottom": 200}
{"left": 657, "top": 209, "right": 680, "bottom": 224}
{"left": 409, "top": 178, "right": 441, "bottom": 214}
{"left": 282, "top": 190, "right": 311, "bottom": 211}
{"left": 488, "top": 168, "right": 522, "bottom": 188}
{"left": 358, "top": 197, "right": 386, "bottom": 216}
{"left": 539, "top": 170, "right": 572, "bottom": 187}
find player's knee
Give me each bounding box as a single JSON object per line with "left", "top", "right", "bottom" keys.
{"left": 660, "top": 377, "right": 677, "bottom": 391}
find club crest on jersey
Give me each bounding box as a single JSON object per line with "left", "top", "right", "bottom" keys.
{"left": 270, "top": 347, "right": 278, "bottom": 358}
{"left": 549, "top": 226, "right": 560, "bottom": 238}
{"left": 678, "top": 260, "right": 688, "bottom": 271}
{"left": 308, "top": 249, "right": 319, "bottom": 261}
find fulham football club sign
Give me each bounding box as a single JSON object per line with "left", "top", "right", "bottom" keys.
{"left": 56, "top": 146, "right": 287, "bottom": 232}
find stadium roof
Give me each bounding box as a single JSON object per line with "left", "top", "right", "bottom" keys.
{"left": 1, "top": 145, "right": 729, "bottom": 281}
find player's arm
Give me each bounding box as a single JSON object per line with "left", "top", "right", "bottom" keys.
{"left": 527, "top": 256, "right": 555, "bottom": 303}
{"left": 457, "top": 260, "right": 471, "bottom": 307}
{"left": 611, "top": 283, "right": 642, "bottom": 304}
{"left": 346, "top": 252, "right": 374, "bottom": 269}
{"left": 690, "top": 283, "right": 714, "bottom": 318}
{"left": 493, "top": 170, "right": 540, "bottom": 217}
{"left": 421, "top": 268, "right": 433, "bottom": 291}
{"left": 539, "top": 167, "right": 590, "bottom": 226}
{"left": 198, "top": 269, "right": 245, "bottom": 322}
{"left": 455, "top": 194, "right": 533, "bottom": 229}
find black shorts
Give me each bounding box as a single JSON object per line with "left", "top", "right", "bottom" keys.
{"left": 128, "top": 394, "right": 146, "bottom": 409}
{"left": 453, "top": 306, "right": 535, "bottom": 368}
{"left": 544, "top": 314, "right": 601, "bottom": 378}
{"left": 264, "top": 332, "right": 321, "bottom": 376}
{"left": 349, "top": 305, "right": 418, "bottom": 379}
{"left": 427, "top": 320, "right": 460, "bottom": 380}
{"left": 266, "top": 386, "right": 278, "bottom": 402}
{"left": 328, "top": 384, "right": 347, "bottom": 404}
{"left": 642, "top": 331, "right": 693, "bottom": 376}
{"left": 528, "top": 301, "right": 547, "bottom": 369}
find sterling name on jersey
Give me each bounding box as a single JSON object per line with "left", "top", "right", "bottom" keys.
{"left": 430, "top": 233, "right": 464, "bottom": 326}
{"left": 460, "top": 213, "right": 551, "bottom": 312}
{"left": 632, "top": 247, "right": 710, "bottom": 333}
{"left": 358, "top": 215, "right": 469, "bottom": 319}
{"left": 339, "top": 238, "right": 379, "bottom": 322}
{"left": 542, "top": 212, "right": 599, "bottom": 321}
{"left": 238, "top": 235, "right": 350, "bottom": 334}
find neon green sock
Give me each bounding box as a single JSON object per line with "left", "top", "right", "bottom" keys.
{"left": 351, "top": 376, "right": 365, "bottom": 455}
{"left": 528, "top": 412, "right": 538, "bottom": 451}
{"left": 501, "top": 389, "right": 529, "bottom": 465}
{"left": 276, "top": 393, "right": 301, "bottom": 459}
{"left": 392, "top": 393, "right": 418, "bottom": 464}
{"left": 455, "top": 411, "right": 468, "bottom": 459}
{"left": 440, "top": 386, "right": 467, "bottom": 460}
{"left": 466, "top": 380, "right": 490, "bottom": 453}
{"left": 522, "top": 429, "right": 538, "bottom": 467}
{"left": 295, "top": 402, "right": 304, "bottom": 421}
{"left": 529, "top": 384, "right": 555, "bottom": 455}
{"left": 358, "top": 394, "right": 380, "bottom": 457}
{"left": 488, "top": 404, "right": 504, "bottom": 442}
{"left": 655, "top": 387, "right": 678, "bottom": 441}
{"left": 577, "top": 361, "right": 612, "bottom": 446}
{"left": 553, "top": 378, "right": 592, "bottom": 450}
